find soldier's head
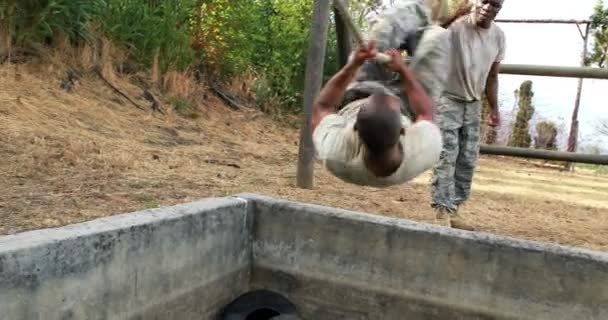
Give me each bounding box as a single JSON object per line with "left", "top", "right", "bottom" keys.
{"left": 473, "top": 0, "right": 504, "bottom": 28}
{"left": 355, "top": 92, "right": 405, "bottom": 176}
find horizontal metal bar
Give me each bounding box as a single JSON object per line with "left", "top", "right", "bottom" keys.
{"left": 499, "top": 64, "right": 608, "bottom": 79}
{"left": 496, "top": 19, "right": 590, "bottom": 24}
{"left": 480, "top": 145, "right": 608, "bottom": 165}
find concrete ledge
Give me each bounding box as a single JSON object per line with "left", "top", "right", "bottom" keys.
{"left": 0, "top": 197, "right": 251, "bottom": 320}
{"left": 2, "top": 193, "right": 608, "bottom": 320}
{"left": 239, "top": 193, "right": 608, "bottom": 320}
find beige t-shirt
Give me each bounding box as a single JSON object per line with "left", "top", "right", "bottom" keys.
{"left": 312, "top": 99, "right": 443, "bottom": 188}
{"left": 444, "top": 15, "right": 506, "bottom": 101}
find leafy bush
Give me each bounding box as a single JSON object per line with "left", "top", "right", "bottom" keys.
{"left": 98, "top": 0, "right": 197, "bottom": 72}
{"left": 1, "top": 0, "right": 381, "bottom": 113}
{"left": 0, "top": 0, "right": 101, "bottom": 50}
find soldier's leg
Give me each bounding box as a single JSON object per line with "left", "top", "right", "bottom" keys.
{"left": 365, "top": 0, "right": 430, "bottom": 53}
{"left": 431, "top": 128, "right": 459, "bottom": 211}
{"left": 431, "top": 95, "right": 465, "bottom": 211}
{"left": 349, "top": 0, "right": 431, "bottom": 85}
{"left": 454, "top": 100, "right": 482, "bottom": 206}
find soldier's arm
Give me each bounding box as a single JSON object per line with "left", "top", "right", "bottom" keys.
{"left": 385, "top": 49, "right": 433, "bottom": 122}
{"left": 312, "top": 43, "right": 377, "bottom": 132}
{"left": 486, "top": 29, "right": 506, "bottom": 126}
{"left": 311, "top": 60, "right": 362, "bottom": 133}
{"left": 485, "top": 62, "right": 500, "bottom": 113}
{"left": 399, "top": 67, "right": 434, "bottom": 122}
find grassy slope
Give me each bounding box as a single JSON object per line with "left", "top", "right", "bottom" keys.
{"left": 1, "top": 63, "right": 607, "bottom": 252}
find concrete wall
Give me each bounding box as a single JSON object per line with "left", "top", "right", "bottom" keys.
{"left": 240, "top": 194, "right": 608, "bottom": 320}
{"left": 2, "top": 194, "right": 608, "bottom": 320}
{"left": 0, "top": 197, "right": 251, "bottom": 320}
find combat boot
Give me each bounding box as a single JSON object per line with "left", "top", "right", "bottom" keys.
{"left": 434, "top": 207, "right": 454, "bottom": 227}
{"left": 449, "top": 209, "right": 475, "bottom": 231}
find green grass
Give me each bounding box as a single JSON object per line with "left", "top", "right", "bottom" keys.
{"left": 577, "top": 163, "right": 608, "bottom": 175}
{"left": 167, "top": 97, "right": 194, "bottom": 117}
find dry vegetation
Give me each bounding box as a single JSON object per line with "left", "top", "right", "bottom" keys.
{"left": 1, "top": 63, "right": 607, "bottom": 252}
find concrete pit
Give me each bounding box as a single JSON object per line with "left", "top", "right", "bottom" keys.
{"left": 1, "top": 194, "right": 607, "bottom": 319}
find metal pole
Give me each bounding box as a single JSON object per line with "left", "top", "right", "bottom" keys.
{"left": 479, "top": 145, "right": 608, "bottom": 165}
{"left": 296, "top": 0, "right": 331, "bottom": 189}
{"left": 565, "top": 23, "right": 590, "bottom": 170}
{"left": 334, "top": 0, "right": 351, "bottom": 68}
{"left": 499, "top": 64, "right": 608, "bottom": 79}
{"left": 495, "top": 19, "right": 590, "bottom": 24}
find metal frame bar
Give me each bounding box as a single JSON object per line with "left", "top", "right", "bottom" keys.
{"left": 499, "top": 64, "right": 608, "bottom": 79}
{"left": 496, "top": 17, "right": 595, "bottom": 170}
{"left": 495, "top": 19, "right": 590, "bottom": 24}
{"left": 480, "top": 145, "right": 608, "bottom": 165}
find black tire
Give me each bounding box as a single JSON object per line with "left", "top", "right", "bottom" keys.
{"left": 269, "top": 316, "right": 301, "bottom": 320}
{"left": 220, "top": 290, "right": 300, "bottom": 320}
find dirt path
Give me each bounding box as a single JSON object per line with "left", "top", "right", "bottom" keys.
{"left": 1, "top": 65, "right": 607, "bottom": 252}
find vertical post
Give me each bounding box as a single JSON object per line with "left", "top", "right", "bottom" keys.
{"left": 334, "top": 0, "right": 352, "bottom": 67}
{"left": 296, "top": 0, "right": 331, "bottom": 189}
{"left": 565, "top": 23, "right": 590, "bottom": 171}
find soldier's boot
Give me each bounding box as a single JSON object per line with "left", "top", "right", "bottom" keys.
{"left": 449, "top": 205, "right": 475, "bottom": 231}
{"left": 434, "top": 207, "right": 453, "bottom": 227}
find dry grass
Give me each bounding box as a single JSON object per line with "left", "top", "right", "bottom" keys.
{"left": 163, "top": 70, "right": 197, "bottom": 100}
{"left": 1, "top": 64, "right": 607, "bottom": 253}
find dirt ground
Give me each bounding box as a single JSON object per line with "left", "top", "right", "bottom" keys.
{"left": 1, "top": 64, "right": 607, "bottom": 252}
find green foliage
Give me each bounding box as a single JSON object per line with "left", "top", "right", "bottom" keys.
{"left": 196, "top": 0, "right": 378, "bottom": 112}
{"left": 259, "top": 0, "right": 315, "bottom": 110}
{"left": 508, "top": 80, "right": 535, "bottom": 148}
{"left": 1, "top": 0, "right": 198, "bottom": 71}
{"left": 0, "top": 0, "right": 383, "bottom": 113}
{"left": 0, "top": 0, "right": 101, "bottom": 50}
{"left": 98, "top": 0, "right": 197, "bottom": 72}
{"left": 168, "top": 96, "right": 194, "bottom": 117}
{"left": 587, "top": 0, "right": 608, "bottom": 67}
{"left": 196, "top": 0, "right": 268, "bottom": 76}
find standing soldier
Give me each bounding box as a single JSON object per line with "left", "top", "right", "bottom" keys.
{"left": 431, "top": 0, "right": 506, "bottom": 229}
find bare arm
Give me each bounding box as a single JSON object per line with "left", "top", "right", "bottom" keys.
{"left": 485, "top": 61, "right": 500, "bottom": 126}
{"left": 311, "top": 42, "right": 377, "bottom": 132}
{"left": 311, "top": 60, "right": 364, "bottom": 132}
{"left": 385, "top": 49, "right": 434, "bottom": 122}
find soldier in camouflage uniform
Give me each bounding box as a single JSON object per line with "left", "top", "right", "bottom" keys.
{"left": 431, "top": 0, "right": 506, "bottom": 229}
{"left": 341, "top": 0, "right": 450, "bottom": 120}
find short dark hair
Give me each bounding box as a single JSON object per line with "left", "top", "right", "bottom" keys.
{"left": 355, "top": 92, "right": 402, "bottom": 156}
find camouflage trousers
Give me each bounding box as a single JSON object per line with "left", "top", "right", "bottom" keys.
{"left": 431, "top": 94, "right": 482, "bottom": 211}
{"left": 340, "top": 0, "right": 444, "bottom": 121}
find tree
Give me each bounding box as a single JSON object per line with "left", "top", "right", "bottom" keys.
{"left": 349, "top": 0, "right": 383, "bottom": 29}
{"left": 508, "top": 80, "right": 535, "bottom": 148}
{"left": 597, "top": 118, "right": 608, "bottom": 136}
{"left": 586, "top": 0, "right": 608, "bottom": 67}
{"left": 534, "top": 121, "right": 558, "bottom": 150}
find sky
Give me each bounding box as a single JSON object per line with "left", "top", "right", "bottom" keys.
{"left": 494, "top": 0, "right": 608, "bottom": 151}
{"left": 378, "top": 0, "right": 608, "bottom": 150}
